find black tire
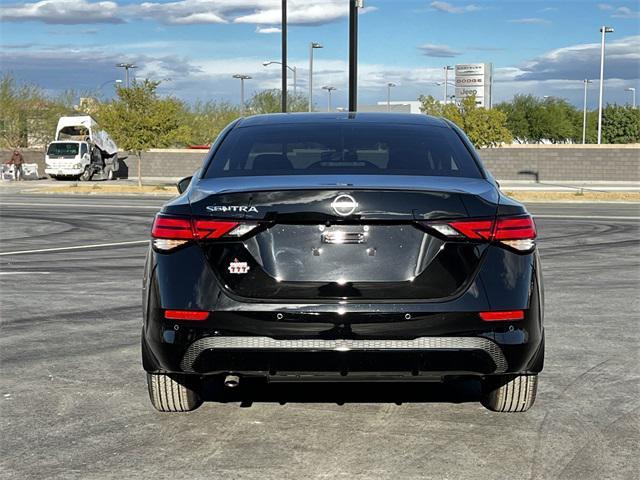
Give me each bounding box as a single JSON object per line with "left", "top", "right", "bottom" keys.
{"left": 50, "top": 175, "right": 60, "bottom": 180}
{"left": 146, "top": 373, "right": 202, "bottom": 412}
{"left": 481, "top": 374, "right": 538, "bottom": 413}
{"left": 79, "top": 168, "right": 91, "bottom": 182}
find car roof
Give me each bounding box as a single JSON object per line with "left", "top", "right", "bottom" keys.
{"left": 236, "top": 112, "right": 449, "bottom": 128}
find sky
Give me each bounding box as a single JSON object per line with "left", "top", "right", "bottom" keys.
{"left": 0, "top": 0, "right": 639, "bottom": 109}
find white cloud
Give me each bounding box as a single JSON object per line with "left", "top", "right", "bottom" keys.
{"left": 611, "top": 6, "right": 640, "bottom": 18}
{"left": 429, "top": 1, "right": 480, "bottom": 14}
{"left": 0, "top": 0, "right": 123, "bottom": 24}
{"left": 597, "top": 3, "right": 639, "bottom": 18}
{"left": 508, "top": 18, "right": 551, "bottom": 25}
{"left": 516, "top": 35, "right": 640, "bottom": 81}
{"left": 255, "top": 26, "right": 281, "bottom": 34}
{"left": 418, "top": 43, "right": 461, "bottom": 58}
{"left": 0, "top": 0, "right": 375, "bottom": 26}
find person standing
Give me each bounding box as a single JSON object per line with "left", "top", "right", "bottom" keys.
{"left": 6, "top": 149, "right": 24, "bottom": 181}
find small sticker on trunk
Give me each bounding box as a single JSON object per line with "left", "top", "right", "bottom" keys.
{"left": 228, "top": 258, "right": 250, "bottom": 274}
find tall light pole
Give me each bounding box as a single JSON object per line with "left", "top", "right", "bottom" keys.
{"left": 597, "top": 26, "right": 614, "bottom": 144}
{"left": 281, "top": 0, "right": 287, "bottom": 113}
{"left": 263, "top": 61, "right": 297, "bottom": 97}
{"left": 386, "top": 82, "right": 396, "bottom": 112}
{"left": 308, "top": 42, "right": 323, "bottom": 112}
{"left": 582, "top": 79, "right": 593, "bottom": 144}
{"left": 232, "top": 74, "right": 252, "bottom": 114}
{"left": 625, "top": 87, "right": 636, "bottom": 108}
{"left": 116, "top": 63, "right": 138, "bottom": 88}
{"left": 322, "top": 86, "right": 336, "bottom": 112}
{"left": 443, "top": 65, "right": 454, "bottom": 105}
{"left": 348, "top": 0, "right": 364, "bottom": 112}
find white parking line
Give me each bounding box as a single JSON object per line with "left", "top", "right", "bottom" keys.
{"left": 0, "top": 202, "right": 160, "bottom": 210}
{"left": 0, "top": 240, "right": 149, "bottom": 256}
{"left": 534, "top": 214, "right": 640, "bottom": 220}
{"left": 0, "top": 272, "right": 51, "bottom": 275}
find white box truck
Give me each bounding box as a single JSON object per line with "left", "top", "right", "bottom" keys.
{"left": 45, "top": 116, "right": 119, "bottom": 181}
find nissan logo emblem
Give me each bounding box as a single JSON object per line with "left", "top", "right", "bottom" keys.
{"left": 331, "top": 194, "right": 358, "bottom": 216}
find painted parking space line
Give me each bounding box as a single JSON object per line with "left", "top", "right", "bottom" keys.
{"left": 0, "top": 271, "right": 51, "bottom": 275}
{"left": 0, "top": 202, "right": 160, "bottom": 210}
{"left": 0, "top": 240, "right": 149, "bottom": 256}
{"left": 534, "top": 214, "right": 640, "bottom": 220}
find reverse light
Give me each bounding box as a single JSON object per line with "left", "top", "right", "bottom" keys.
{"left": 164, "top": 310, "right": 210, "bottom": 321}
{"left": 479, "top": 310, "right": 525, "bottom": 321}
{"left": 151, "top": 214, "right": 259, "bottom": 251}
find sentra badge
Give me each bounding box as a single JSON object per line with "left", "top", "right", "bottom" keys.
{"left": 228, "top": 258, "right": 250, "bottom": 274}
{"left": 207, "top": 205, "right": 258, "bottom": 213}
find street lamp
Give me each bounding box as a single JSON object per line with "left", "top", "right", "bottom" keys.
{"left": 97, "top": 79, "right": 122, "bottom": 92}
{"left": 625, "top": 87, "right": 636, "bottom": 108}
{"left": 582, "top": 79, "right": 593, "bottom": 144}
{"left": 116, "top": 63, "right": 138, "bottom": 87}
{"left": 232, "top": 74, "right": 252, "bottom": 114}
{"left": 322, "top": 86, "right": 336, "bottom": 112}
{"left": 443, "top": 66, "right": 454, "bottom": 105}
{"left": 386, "top": 82, "right": 396, "bottom": 112}
{"left": 263, "top": 61, "right": 297, "bottom": 97}
{"left": 597, "top": 26, "right": 614, "bottom": 144}
{"left": 308, "top": 42, "right": 323, "bottom": 112}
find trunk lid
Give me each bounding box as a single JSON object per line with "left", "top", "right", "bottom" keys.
{"left": 189, "top": 175, "right": 498, "bottom": 301}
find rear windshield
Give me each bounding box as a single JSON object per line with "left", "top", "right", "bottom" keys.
{"left": 47, "top": 143, "right": 79, "bottom": 156}
{"left": 204, "top": 123, "right": 482, "bottom": 178}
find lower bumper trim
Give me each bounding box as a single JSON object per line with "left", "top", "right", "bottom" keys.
{"left": 180, "top": 336, "right": 508, "bottom": 373}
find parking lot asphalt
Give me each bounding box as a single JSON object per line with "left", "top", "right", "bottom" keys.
{"left": 1, "top": 193, "right": 639, "bottom": 480}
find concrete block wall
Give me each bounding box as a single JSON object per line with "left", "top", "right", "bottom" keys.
{"left": 3, "top": 145, "right": 638, "bottom": 182}
{"left": 479, "top": 145, "right": 640, "bottom": 182}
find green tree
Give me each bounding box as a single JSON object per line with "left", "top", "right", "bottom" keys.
{"left": 246, "top": 89, "right": 310, "bottom": 114}
{"left": 96, "top": 80, "right": 190, "bottom": 186}
{"left": 0, "top": 74, "right": 76, "bottom": 149}
{"left": 601, "top": 104, "right": 640, "bottom": 143}
{"left": 419, "top": 94, "right": 512, "bottom": 148}
{"left": 185, "top": 100, "right": 241, "bottom": 146}
{"left": 496, "top": 94, "right": 581, "bottom": 143}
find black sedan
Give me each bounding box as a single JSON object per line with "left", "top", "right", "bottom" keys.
{"left": 142, "top": 113, "right": 544, "bottom": 413}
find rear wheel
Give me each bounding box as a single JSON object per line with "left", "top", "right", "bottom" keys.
{"left": 146, "top": 373, "right": 202, "bottom": 412}
{"left": 481, "top": 374, "right": 538, "bottom": 412}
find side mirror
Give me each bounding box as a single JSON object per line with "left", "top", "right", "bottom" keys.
{"left": 176, "top": 176, "right": 192, "bottom": 194}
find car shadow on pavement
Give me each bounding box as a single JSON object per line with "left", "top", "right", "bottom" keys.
{"left": 200, "top": 377, "right": 482, "bottom": 407}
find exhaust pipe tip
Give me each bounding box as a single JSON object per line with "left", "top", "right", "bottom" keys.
{"left": 224, "top": 374, "right": 240, "bottom": 388}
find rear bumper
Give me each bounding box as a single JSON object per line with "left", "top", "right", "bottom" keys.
{"left": 45, "top": 168, "right": 83, "bottom": 176}
{"left": 142, "top": 246, "right": 544, "bottom": 379}
{"left": 179, "top": 336, "right": 508, "bottom": 375}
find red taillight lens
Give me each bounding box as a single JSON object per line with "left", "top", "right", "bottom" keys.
{"left": 151, "top": 216, "right": 194, "bottom": 240}
{"left": 164, "top": 310, "right": 209, "bottom": 321}
{"left": 448, "top": 220, "right": 494, "bottom": 240}
{"left": 429, "top": 215, "right": 536, "bottom": 251}
{"left": 151, "top": 214, "right": 258, "bottom": 251}
{"left": 479, "top": 310, "right": 525, "bottom": 321}
{"left": 493, "top": 216, "right": 537, "bottom": 240}
{"left": 193, "top": 220, "right": 239, "bottom": 239}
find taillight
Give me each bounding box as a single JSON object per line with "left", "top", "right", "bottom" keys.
{"left": 164, "top": 310, "right": 209, "bottom": 321}
{"left": 427, "top": 215, "right": 537, "bottom": 252}
{"left": 151, "top": 214, "right": 258, "bottom": 251}
{"left": 479, "top": 310, "right": 525, "bottom": 321}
